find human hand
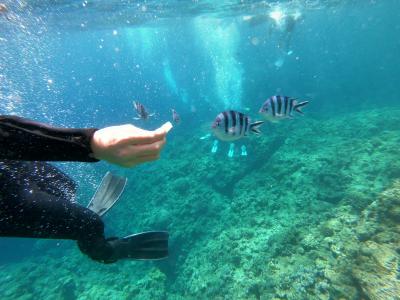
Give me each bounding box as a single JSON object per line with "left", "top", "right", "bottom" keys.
{"left": 91, "top": 122, "right": 173, "bottom": 168}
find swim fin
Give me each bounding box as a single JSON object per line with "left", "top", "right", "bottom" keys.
{"left": 87, "top": 172, "right": 127, "bottom": 217}
{"left": 107, "top": 231, "right": 169, "bottom": 262}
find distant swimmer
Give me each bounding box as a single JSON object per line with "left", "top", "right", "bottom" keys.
{"left": 0, "top": 3, "right": 10, "bottom": 21}
{"left": 171, "top": 108, "right": 180, "bottom": 124}
{"left": 259, "top": 95, "right": 309, "bottom": 122}
{"left": 244, "top": 9, "right": 302, "bottom": 70}
{"left": 212, "top": 110, "right": 264, "bottom": 142}
{"left": 133, "top": 101, "right": 154, "bottom": 120}
{"left": 279, "top": 14, "right": 298, "bottom": 52}
{"left": 242, "top": 14, "right": 270, "bottom": 27}
{"left": 284, "top": 14, "right": 296, "bottom": 33}
{"left": 0, "top": 3, "right": 7, "bottom": 13}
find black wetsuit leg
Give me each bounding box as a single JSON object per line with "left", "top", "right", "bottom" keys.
{"left": 0, "top": 184, "right": 113, "bottom": 262}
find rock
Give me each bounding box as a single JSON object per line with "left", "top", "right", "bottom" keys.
{"left": 353, "top": 241, "right": 400, "bottom": 300}
{"left": 59, "top": 278, "right": 77, "bottom": 300}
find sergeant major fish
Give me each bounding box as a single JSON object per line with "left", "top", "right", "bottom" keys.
{"left": 259, "top": 95, "right": 308, "bottom": 122}
{"left": 133, "top": 101, "right": 154, "bottom": 120}
{"left": 212, "top": 110, "right": 264, "bottom": 142}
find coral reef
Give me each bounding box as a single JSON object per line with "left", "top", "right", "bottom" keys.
{"left": 353, "top": 180, "right": 400, "bottom": 300}
{"left": 0, "top": 108, "right": 399, "bottom": 299}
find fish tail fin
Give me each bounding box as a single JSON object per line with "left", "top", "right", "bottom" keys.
{"left": 294, "top": 100, "right": 309, "bottom": 115}
{"left": 250, "top": 121, "right": 264, "bottom": 134}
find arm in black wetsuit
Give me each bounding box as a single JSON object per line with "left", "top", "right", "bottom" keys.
{"left": 0, "top": 115, "right": 170, "bottom": 263}
{"left": 0, "top": 115, "right": 99, "bottom": 162}
{"left": 0, "top": 116, "right": 106, "bottom": 261}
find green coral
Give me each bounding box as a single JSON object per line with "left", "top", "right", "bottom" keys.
{"left": 1, "top": 109, "right": 400, "bottom": 299}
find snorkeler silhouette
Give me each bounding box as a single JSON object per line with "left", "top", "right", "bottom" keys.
{"left": 0, "top": 3, "right": 10, "bottom": 21}
{"left": 280, "top": 14, "right": 296, "bottom": 52}
{"left": 0, "top": 115, "right": 172, "bottom": 263}
{"left": 243, "top": 9, "right": 302, "bottom": 68}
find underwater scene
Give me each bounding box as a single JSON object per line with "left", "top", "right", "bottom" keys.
{"left": 0, "top": 0, "right": 400, "bottom": 299}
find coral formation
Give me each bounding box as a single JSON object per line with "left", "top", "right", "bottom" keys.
{"left": 0, "top": 109, "right": 399, "bottom": 299}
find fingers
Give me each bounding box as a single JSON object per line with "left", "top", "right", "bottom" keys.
{"left": 119, "top": 122, "right": 172, "bottom": 146}
{"left": 123, "top": 153, "right": 160, "bottom": 168}
{"left": 117, "top": 138, "right": 165, "bottom": 162}
{"left": 93, "top": 122, "right": 173, "bottom": 167}
{"left": 132, "top": 130, "right": 166, "bottom": 145}
{"left": 125, "top": 138, "right": 166, "bottom": 157}
{"left": 135, "top": 122, "right": 172, "bottom": 144}
{"left": 157, "top": 122, "right": 173, "bottom": 134}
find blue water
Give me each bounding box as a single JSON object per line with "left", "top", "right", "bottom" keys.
{"left": 2, "top": 0, "right": 399, "bottom": 125}
{"left": 1, "top": 0, "right": 400, "bottom": 298}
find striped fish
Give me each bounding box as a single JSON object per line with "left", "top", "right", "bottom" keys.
{"left": 259, "top": 95, "right": 309, "bottom": 122}
{"left": 211, "top": 110, "right": 264, "bottom": 142}
{"left": 133, "top": 101, "right": 154, "bottom": 120}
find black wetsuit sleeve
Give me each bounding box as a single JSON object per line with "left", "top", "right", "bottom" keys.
{"left": 0, "top": 115, "right": 99, "bottom": 162}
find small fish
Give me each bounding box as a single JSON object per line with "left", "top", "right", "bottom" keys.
{"left": 171, "top": 109, "right": 180, "bottom": 124}
{"left": 259, "top": 95, "right": 308, "bottom": 122}
{"left": 212, "top": 110, "right": 264, "bottom": 142}
{"left": 133, "top": 101, "right": 154, "bottom": 120}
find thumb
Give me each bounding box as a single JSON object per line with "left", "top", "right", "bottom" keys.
{"left": 156, "top": 121, "right": 173, "bottom": 134}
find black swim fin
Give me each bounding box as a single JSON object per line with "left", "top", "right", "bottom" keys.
{"left": 107, "top": 231, "right": 169, "bottom": 262}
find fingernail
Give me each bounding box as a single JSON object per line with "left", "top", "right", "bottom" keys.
{"left": 160, "top": 121, "right": 173, "bottom": 133}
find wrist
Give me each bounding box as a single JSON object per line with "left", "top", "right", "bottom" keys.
{"left": 90, "top": 130, "right": 103, "bottom": 160}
